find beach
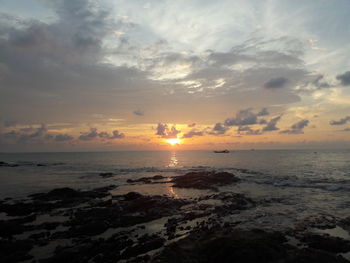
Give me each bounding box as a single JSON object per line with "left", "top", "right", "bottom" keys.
{"left": 0, "top": 150, "right": 350, "bottom": 262}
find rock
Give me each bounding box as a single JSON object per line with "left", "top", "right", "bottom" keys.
{"left": 122, "top": 235, "right": 165, "bottom": 259}
{"left": 71, "top": 220, "right": 109, "bottom": 236}
{"left": 0, "top": 161, "right": 19, "bottom": 167}
{"left": 152, "top": 228, "right": 349, "bottom": 263}
{"left": 33, "top": 187, "right": 81, "bottom": 200}
{"left": 99, "top": 172, "right": 114, "bottom": 178}
{"left": 301, "top": 233, "right": 350, "bottom": 253}
{"left": 127, "top": 175, "right": 166, "bottom": 184}
{"left": 171, "top": 171, "right": 240, "bottom": 190}
{"left": 0, "top": 239, "right": 33, "bottom": 263}
{"left": 340, "top": 217, "right": 350, "bottom": 232}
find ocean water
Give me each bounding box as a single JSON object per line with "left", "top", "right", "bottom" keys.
{"left": 1, "top": 150, "right": 350, "bottom": 220}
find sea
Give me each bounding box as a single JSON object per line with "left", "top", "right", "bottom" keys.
{"left": 1, "top": 149, "right": 350, "bottom": 227}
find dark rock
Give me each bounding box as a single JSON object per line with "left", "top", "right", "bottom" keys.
{"left": 71, "top": 220, "right": 109, "bottom": 236}
{"left": 122, "top": 235, "right": 165, "bottom": 259}
{"left": 0, "top": 220, "right": 27, "bottom": 237}
{"left": 340, "top": 217, "right": 350, "bottom": 232}
{"left": 172, "top": 171, "right": 240, "bottom": 190}
{"left": 33, "top": 187, "right": 81, "bottom": 200}
{"left": 127, "top": 175, "right": 166, "bottom": 184}
{"left": 38, "top": 222, "right": 61, "bottom": 231}
{"left": 0, "top": 161, "right": 19, "bottom": 167}
{"left": 0, "top": 239, "right": 33, "bottom": 263}
{"left": 301, "top": 233, "right": 350, "bottom": 253}
{"left": 152, "top": 228, "right": 349, "bottom": 263}
{"left": 99, "top": 172, "right": 114, "bottom": 178}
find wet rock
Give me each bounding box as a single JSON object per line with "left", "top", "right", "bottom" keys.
{"left": 301, "top": 233, "right": 350, "bottom": 253}
{"left": 0, "top": 239, "right": 33, "bottom": 263}
{"left": 37, "top": 221, "right": 61, "bottom": 230}
{"left": 31, "top": 187, "right": 81, "bottom": 201}
{"left": 340, "top": 217, "right": 350, "bottom": 232}
{"left": 0, "top": 219, "right": 28, "bottom": 237}
{"left": 152, "top": 228, "right": 349, "bottom": 263}
{"left": 42, "top": 235, "right": 133, "bottom": 263}
{"left": 72, "top": 220, "right": 110, "bottom": 236}
{"left": 172, "top": 171, "right": 240, "bottom": 190}
{"left": 99, "top": 172, "right": 114, "bottom": 178}
{"left": 1, "top": 186, "right": 115, "bottom": 217}
{"left": 122, "top": 234, "right": 165, "bottom": 259}
{"left": 127, "top": 175, "right": 166, "bottom": 184}
{"left": 0, "top": 161, "right": 19, "bottom": 167}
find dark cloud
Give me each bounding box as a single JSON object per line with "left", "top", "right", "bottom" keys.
{"left": 312, "top": 75, "right": 330, "bottom": 89}
{"left": 133, "top": 109, "right": 144, "bottom": 116}
{"left": 209, "top": 123, "right": 229, "bottom": 135}
{"left": 110, "top": 130, "right": 125, "bottom": 139}
{"left": 0, "top": 124, "right": 73, "bottom": 144}
{"left": 224, "top": 108, "right": 267, "bottom": 126}
{"left": 329, "top": 116, "right": 350, "bottom": 125}
{"left": 155, "top": 123, "right": 180, "bottom": 138}
{"left": 264, "top": 77, "right": 289, "bottom": 89}
{"left": 79, "top": 128, "right": 99, "bottom": 141}
{"left": 257, "top": 108, "right": 269, "bottom": 116}
{"left": 17, "top": 124, "right": 48, "bottom": 143}
{"left": 280, "top": 119, "right": 309, "bottom": 134}
{"left": 237, "top": 126, "right": 262, "bottom": 135}
{"left": 336, "top": 71, "right": 350, "bottom": 86}
{"left": 79, "top": 128, "right": 125, "bottom": 140}
{"left": 54, "top": 134, "right": 74, "bottom": 142}
{"left": 182, "top": 129, "right": 204, "bottom": 138}
{"left": 3, "top": 120, "right": 17, "bottom": 127}
{"left": 188, "top": 123, "right": 196, "bottom": 127}
{"left": 262, "top": 116, "right": 282, "bottom": 131}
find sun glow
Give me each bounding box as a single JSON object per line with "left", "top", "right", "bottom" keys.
{"left": 166, "top": 138, "right": 181, "bottom": 146}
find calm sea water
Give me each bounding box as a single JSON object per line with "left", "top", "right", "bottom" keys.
{"left": 0, "top": 150, "right": 349, "bottom": 219}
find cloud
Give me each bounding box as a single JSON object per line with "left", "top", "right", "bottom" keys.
{"left": 0, "top": 124, "right": 75, "bottom": 144}
{"left": 262, "top": 116, "right": 282, "bottom": 131}
{"left": 188, "top": 123, "right": 196, "bottom": 127}
{"left": 182, "top": 129, "right": 204, "bottom": 138}
{"left": 209, "top": 123, "right": 229, "bottom": 135}
{"left": 264, "top": 77, "right": 289, "bottom": 89}
{"left": 257, "top": 108, "right": 269, "bottom": 116}
{"left": 311, "top": 75, "right": 331, "bottom": 89}
{"left": 280, "top": 119, "right": 309, "bottom": 134}
{"left": 55, "top": 134, "right": 74, "bottom": 142}
{"left": 110, "top": 130, "right": 125, "bottom": 139}
{"left": 3, "top": 120, "right": 17, "bottom": 127}
{"left": 336, "top": 71, "right": 350, "bottom": 86}
{"left": 79, "top": 128, "right": 125, "bottom": 140}
{"left": 237, "top": 126, "right": 262, "bottom": 135}
{"left": 79, "top": 128, "right": 99, "bottom": 141}
{"left": 329, "top": 116, "right": 350, "bottom": 125}
{"left": 224, "top": 108, "right": 268, "bottom": 126}
{"left": 155, "top": 123, "right": 180, "bottom": 138}
{"left": 133, "top": 109, "right": 144, "bottom": 116}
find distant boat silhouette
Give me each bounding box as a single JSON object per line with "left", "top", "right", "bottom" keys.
{"left": 213, "top": 149, "right": 229, "bottom": 153}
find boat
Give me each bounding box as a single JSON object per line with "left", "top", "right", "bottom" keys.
{"left": 213, "top": 149, "right": 230, "bottom": 153}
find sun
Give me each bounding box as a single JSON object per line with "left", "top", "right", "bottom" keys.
{"left": 166, "top": 138, "right": 181, "bottom": 146}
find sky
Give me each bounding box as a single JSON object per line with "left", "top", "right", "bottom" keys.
{"left": 0, "top": 0, "right": 350, "bottom": 152}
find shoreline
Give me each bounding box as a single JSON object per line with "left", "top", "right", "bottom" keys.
{"left": 0, "top": 171, "right": 349, "bottom": 262}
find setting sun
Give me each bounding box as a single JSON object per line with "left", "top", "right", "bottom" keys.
{"left": 166, "top": 138, "right": 181, "bottom": 146}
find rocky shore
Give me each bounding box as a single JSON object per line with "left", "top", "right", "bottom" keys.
{"left": 0, "top": 171, "right": 349, "bottom": 262}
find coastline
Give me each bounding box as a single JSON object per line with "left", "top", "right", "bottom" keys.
{"left": 1, "top": 170, "right": 349, "bottom": 262}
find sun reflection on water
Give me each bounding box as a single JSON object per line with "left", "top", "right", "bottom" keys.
{"left": 167, "top": 151, "right": 178, "bottom": 168}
